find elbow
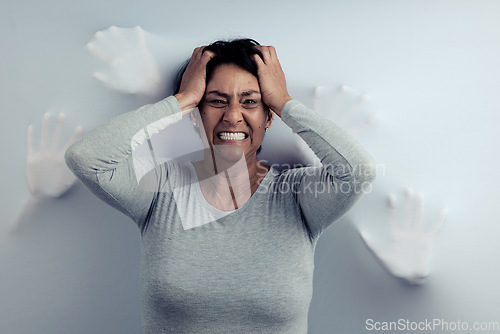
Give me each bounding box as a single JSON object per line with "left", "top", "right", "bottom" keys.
{"left": 64, "top": 141, "right": 86, "bottom": 176}
{"left": 64, "top": 142, "right": 78, "bottom": 169}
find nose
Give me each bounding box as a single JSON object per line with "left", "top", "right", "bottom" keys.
{"left": 223, "top": 103, "right": 244, "bottom": 126}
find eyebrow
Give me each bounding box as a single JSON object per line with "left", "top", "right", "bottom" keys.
{"left": 206, "top": 90, "right": 260, "bottom": 98}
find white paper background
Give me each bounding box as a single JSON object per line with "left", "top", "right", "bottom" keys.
{"left": 1, "top": 0, "right": 499, "bottom": 333}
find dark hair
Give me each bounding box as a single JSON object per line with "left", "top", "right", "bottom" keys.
{"left": 174, "top": 38, "right": 263, "bottom": 94}
{"left": 174, "top": 38, "right": 269, "bottom": 154}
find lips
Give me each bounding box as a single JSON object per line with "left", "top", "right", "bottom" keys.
{"left": 217, "top": 132, "right": 248, "bottom": 141}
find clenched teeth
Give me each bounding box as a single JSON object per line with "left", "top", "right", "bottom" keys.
{"left": 218, "top": 132, "right": 247, "bottom": 141}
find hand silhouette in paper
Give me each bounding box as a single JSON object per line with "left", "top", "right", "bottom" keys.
{"left": 359, "top": 188, "right": 447, "bottom": 284}
{"left": 27, "top": 112, "right": 83, "bottom": 197}
{"left": 86, "top": 25, "right": 163, "bottom": 96}
{"left": 296, "top": 84, "right": 379, "bottom": 165}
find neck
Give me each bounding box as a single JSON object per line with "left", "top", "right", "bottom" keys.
{"left": 192, "top": 147, "right": 269, "bottom": 211}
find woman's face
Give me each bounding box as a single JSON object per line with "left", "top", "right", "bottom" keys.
{"left": 198, "top": 63, "right": 272, "bottom": 162}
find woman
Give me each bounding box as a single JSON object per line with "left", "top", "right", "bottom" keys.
{"left": 66, "top": 38, "right": 376, "bottom": 333}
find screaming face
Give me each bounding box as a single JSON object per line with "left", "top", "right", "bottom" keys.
{"left": 198, "top": 64, "right": 272, "bottom": 163}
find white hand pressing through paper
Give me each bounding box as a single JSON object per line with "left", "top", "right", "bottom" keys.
{"left": 359, "top": 189, "right": 447, "bottom": 285}
{"left": 8, "top": 113, "right": 83, "bottom": 232}
{"left": 313, "top": 85, "right": 378, "bottom": 134}
{"left": 296, "top": 84, "right": 379, "bottom": 166}
{"left": 86, "top": 25, "right": 163, "bottom": 96}
{"left": 27, "top": 113, "right": 83, "bottom": 197}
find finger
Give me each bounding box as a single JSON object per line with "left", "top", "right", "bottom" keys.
{"left": 62, "top": 126, "right": 84, "bottom": 153}
{"left": 337, "top": 85, "right": 356, "bottom": 125}
{"left": 92, "top": 71, "right": 113, "bottom": 87}
{"left": 86, "top": 42, "right": 113, "bottom": 63}
{"left": 50, "top": 113, "right": 65, "bottom": 152}
{"left": 133, "top": 26, "right": 146, "bottom": 48}
{"left": 184, "top": 47, "right": 208, "bottom": 73}
{"left": 191, "top": 46, "right": 205, "bottom": 60}
{"left": 404, "top": 187, "right": 414, "bottom": 228}
{"left": 254, "top": 45, "right": 268, "bottom": 63}
{"left": 359, "top": 229, "right": 379, "bottom": 254}
{"left": 27, "top": 125, "right": 35, "bottom": 156}
{"left": 268, "top": 45, "right": 278, "bottom": 60}
{"left": 40, "top": 113, "right": 50, "bottom": 151}
{"left": 200, "top": 49, "right": 216, "bottom": 65}
{"left": 324, "top": 86, "right": 339, "bottom": 118}
{"left": 94, "top": 30, "right": 105, "bottom": 40}
{"left": 252, "top": 53, "right": 265, "bottom": 68}
{"left": 338, "top": 84, "right": 350, "bottom": 94}
{"left": 414, "top": 192, "right": 425, "bottom": 230}
{"left": 359, "top": 229, "right": 372, "bottom": 246}
{"left": 260, "top": 46, "right": 274, "bottom": 64}
{"left": 87, "top": 26, "right": 124, "bottom": 62}
{"left": 106, "top": 25, "right": 128, "bottom": 49}
{"left": 428, "top": 208, "right": 447, "bottom": 237}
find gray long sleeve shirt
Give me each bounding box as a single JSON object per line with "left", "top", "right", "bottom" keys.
{"left": 65, "top": 96, "right": 376, "bottom": 333}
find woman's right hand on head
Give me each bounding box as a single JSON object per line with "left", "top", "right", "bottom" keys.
{"left": 174, "top": 47, "right": 215, "bottom": 113}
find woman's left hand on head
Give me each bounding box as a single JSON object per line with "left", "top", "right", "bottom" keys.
{"left": 252, "top": 46, "right": 292, "bottom": 117}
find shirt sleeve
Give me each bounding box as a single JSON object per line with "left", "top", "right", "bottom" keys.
{"left": 280, "top": 99, "right": 377, "bottom": 240}
{"left": 65, "top": 96, "right": 183, "bottom": 228}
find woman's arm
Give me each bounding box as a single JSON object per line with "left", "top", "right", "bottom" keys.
{"left": 65, "top": 96, "right": 183, "bottom": 226}
{"left": 253, "top": 45, "right": 376, "bottom": 239}
{"left": 66, "top": 46, "right": 216, "bottom": 227}
{"left": 281, "top": 99, "right": 377, "bottom": 239}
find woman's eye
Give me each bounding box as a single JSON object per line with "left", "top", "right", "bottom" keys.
{"left": 241, "top": 99, "right": 260, "bottom": 109}
{"left": 208, "top": 100, "right": 227, "bottom": 107}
